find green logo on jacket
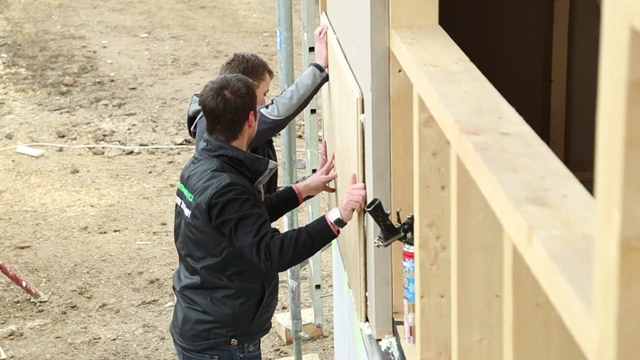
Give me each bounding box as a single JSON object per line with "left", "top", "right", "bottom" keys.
{"left": 178, "top": 183, "right": 194, "bottom": 202}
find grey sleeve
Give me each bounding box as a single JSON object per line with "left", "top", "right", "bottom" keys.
{"left": 194, "top": 113, "right": 206, "bottom": 152}
{"left": 248, "top": 63, "right": 329, "bottom": 148}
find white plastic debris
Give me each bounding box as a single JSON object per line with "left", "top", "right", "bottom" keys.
{"left": 15, "top": 145, "right": 45, "bottom": 158}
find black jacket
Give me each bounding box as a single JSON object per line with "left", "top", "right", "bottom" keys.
{"left": 186, "top": 63, "right": 329, "bottom": 195}
{"left": 170, "top": 133, "right": 338, "bottom": 351}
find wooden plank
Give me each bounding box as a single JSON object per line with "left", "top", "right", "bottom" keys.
{"left": 326, "top": 0, "right": 394, "bottom": 337}
{"left": 413, "top": 89, "right": 451, "bottom": 359}
{"left": 450, "top": 153, "right": 502, "bottom": 360}
{"left": 503, "top": 234, "right": 585, "bottom": 360}
{"left": 274, "top": 308, "right": 323, "bottom": 344}
{"left": 366, "top": 0, "right": 394, "bottom": 338}
{"left": 593, "top": 3, "right": 640, "bottom": 359}
{"left": 549, "top": 0, "right": 571, "bottom": 160}
{"left": 390, "top": 26, "right": 597, "bottom": 358}
{"left": 320, "top": 13, "right": 366, "bottom": 323}
{"left": 390, "top": 52, "right": 413, "bottom": 317}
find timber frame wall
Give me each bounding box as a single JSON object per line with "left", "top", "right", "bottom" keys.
{"left": 389, "top": 0, "right": 640, "bottom": 358}
{"left": 323, "top": 0, "right": 640, "bottom": 358}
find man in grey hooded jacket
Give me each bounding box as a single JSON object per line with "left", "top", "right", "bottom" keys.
{"left": 186, "top": 25, "right": 330, "bottom": 195}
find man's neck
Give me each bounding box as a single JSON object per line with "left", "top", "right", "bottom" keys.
{"left": 230, "top": 137, "right": 249, "bottom": 151}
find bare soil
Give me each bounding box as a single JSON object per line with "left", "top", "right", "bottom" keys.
{"left": 0, "top": 0, "right": 334, "bottom": 359}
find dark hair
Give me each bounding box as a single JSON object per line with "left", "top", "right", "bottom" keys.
{"left": 199, "top": 74, "right": 258, "bottom": 142}
{"left": 219, "top": 52, "right": 274, "bottom": 82}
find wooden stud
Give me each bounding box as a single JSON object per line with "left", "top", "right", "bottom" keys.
{"left": 450, "top": 153, "right": 502, "bottom": 360}
{"left": 390, "top": 52, "right": 413, "bottom": 317}
{"left": 365, "top": 1, "right": 394, "bottom": 338}
{"left": 593, "top": 2, "right": 640, "bottom": 359}
{"left": 413, "top": 89, "right": 451, "bottom": 359}
{"left": 503, "top": 233, "right": 585, "bottom": 360}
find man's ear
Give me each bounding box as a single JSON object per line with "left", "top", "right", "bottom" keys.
{"left": 247, "top": 111, "right": 257, "bottom": 129}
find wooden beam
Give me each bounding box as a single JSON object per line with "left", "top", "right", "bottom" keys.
{"left": 451, "top": 153, "right": 502, "bottom": 360}
{"left": 325, "top": 0, "right": 394, "bottom": 338}
{"left": 413, "top": 89, "right": 451, "bottom": 359}
{"left": 390, "top": 26, "right": 597, "bottom": 358}
{"left": 549, "top": 0, "right": 571, "bottom": 161}
{"left": 365, "top": 0, "right": 394, "bottom": 338}
{"left": 502, "top": 234, "right": 585, "bottom": 360}
{"left": 593, "top": 2, "right": 640, "bottom": 358}
{"left": 390, "top": 53, "right": 413, "bottom": 317}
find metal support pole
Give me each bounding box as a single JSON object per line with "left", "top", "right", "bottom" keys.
{"left": 300, "top": 0, "right": 324, "bottom": 328}
{"left": 276, "top": 0, "right": 303, "bottom": 359}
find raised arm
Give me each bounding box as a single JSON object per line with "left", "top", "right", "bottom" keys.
{"left": 249, "top": 25, "right": 330, "bottom": 148}
{"left": 248, "top": 63, "right": 328, "bottom": 148}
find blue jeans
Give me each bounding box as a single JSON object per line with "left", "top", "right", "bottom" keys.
{"left": 174, "top": 340, "right": 261, "bottom": 360}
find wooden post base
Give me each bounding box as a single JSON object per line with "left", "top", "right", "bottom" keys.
{"left": 273, "top": 308, "right": 323, "bottom": 345}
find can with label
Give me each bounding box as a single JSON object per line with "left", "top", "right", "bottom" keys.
{"left": 402, "top": 243, "right": 416, "bottom": 346}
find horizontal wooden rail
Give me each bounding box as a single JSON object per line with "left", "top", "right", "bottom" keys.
{"left": 390, "top": 25, "right": 598, "bottom": 359}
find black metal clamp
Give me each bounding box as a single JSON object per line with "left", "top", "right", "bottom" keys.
{"left": 364, "top": 197, "right": 414, "bottom": 248}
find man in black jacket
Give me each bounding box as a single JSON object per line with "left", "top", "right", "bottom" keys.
{"left": 170, "top": 74, "right": 367, "bottom": 360}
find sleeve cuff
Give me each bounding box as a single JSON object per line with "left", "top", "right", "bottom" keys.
{"left": 324, "top": 214, "right": 340, "bottom": 236}
{"left": 292, "top": 184, "right": 304, "bottom": 204}
{"left": 310, "top": 62, "right": 326, "bottom": 73}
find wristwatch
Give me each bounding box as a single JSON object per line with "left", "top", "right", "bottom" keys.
{"left": 327, "top": 207, "right": 347, "bottom": 229}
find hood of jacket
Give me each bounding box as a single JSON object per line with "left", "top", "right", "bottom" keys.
{"left": 186, "top": 94, "right": 203, "bottom": 138}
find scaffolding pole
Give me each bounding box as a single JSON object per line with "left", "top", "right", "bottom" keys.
{"left": 276, "top": 0, "right": 303, "bottom": 359}
{"left": 300, "top": 0, "right": 324, "bottom": 328}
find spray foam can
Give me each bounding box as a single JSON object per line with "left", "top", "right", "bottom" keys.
{"left": 403, "top": 243, "right": 415, "bottom": 345}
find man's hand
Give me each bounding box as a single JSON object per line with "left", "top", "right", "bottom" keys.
{"left": 314, "top": 25, "right": 328, "bottom": 69}
{"left": 338, "top": 174, "right": 366, "bottom": 223}
{"left": 297, "top": 153, "right": 336, "bottom": 199}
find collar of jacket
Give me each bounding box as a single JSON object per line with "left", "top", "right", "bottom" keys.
{"left": 199, "top": 132, "right": 278, "bottom": 188}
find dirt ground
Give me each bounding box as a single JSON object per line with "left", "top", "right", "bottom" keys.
{"left": 0, "top": 0, "right": 335, "bottom": 359}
